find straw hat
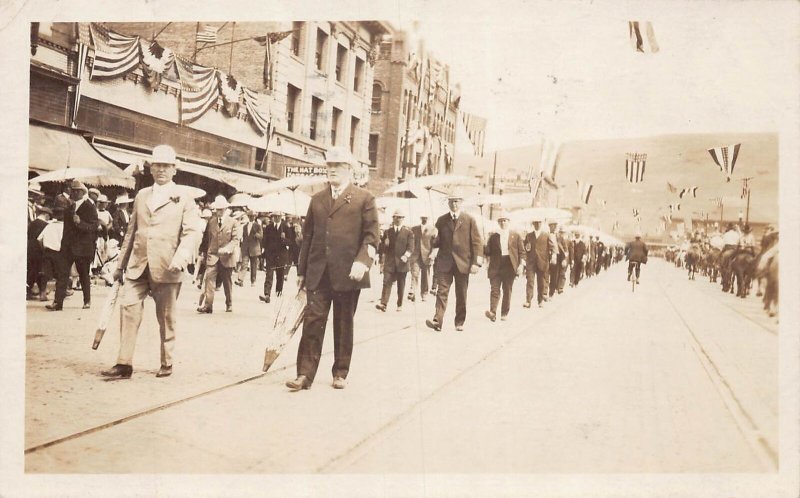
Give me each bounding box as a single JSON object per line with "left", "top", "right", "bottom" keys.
{"left": 209, "top": 195, "right": 230, "bottom": 210}
{"left": 392, "top": 208, "right": 406, "bottom": 218}
{"left": 97, "top": 194, "right": 109, "bottom": 203}
{"left": 496, "top": 210, "right": 511, "bottom": 221}
{"left": 88, "top": 187, "right": 101, "bottom": 198}
{"left": 115, "top": 193, "right": 133, "bottom": 204}
{"left": 151, "top": 144, "right": 178, "bottom": 165}
{"left": 68, "top": 180, "right": 87, "bottom": 192}
{"left": 446, "top": 187, "right": 466, "bottom": 200}
{"left": 325, "top": 146, "right": 356, "bottom": 166}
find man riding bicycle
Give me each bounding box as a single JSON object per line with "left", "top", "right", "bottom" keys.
{"left": 625, "top": 231, "right": 648, "bottom": 283}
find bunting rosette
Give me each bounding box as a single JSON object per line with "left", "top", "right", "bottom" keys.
{"left": 139, "top": 39, "right": 174, "bottom": 91}
{"left": 218, "top": 71, "right": 242, "bottom": 117}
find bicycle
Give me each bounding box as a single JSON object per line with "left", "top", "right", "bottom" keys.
{"left": 628, "top": 261, "right": 641, "bottom": 292}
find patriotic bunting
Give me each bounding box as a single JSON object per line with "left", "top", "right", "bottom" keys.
{"left": 679, "top": 186, "right": 698, "bottom": 199}
{"left": 89, "top": 23, "right": 141, "bottom": 79}
{"left": 539, "top": 139, "right": 561, "bottom": 181}
{"left": 217, "top": 71, "right": 242, "bottom": 117}
{"left": 707, "top": 143, "right": 741, "bottom": 182}
{"left": 72, "top": 42, "right": 89, "bottom": 126}
{"left": 629, "top": 21, "right": 659, "bottom": 53}
{"left": 710, "top": 196, "right": 723, "bottom": 207}
{"left": 461, "top": 112, "right": 487, "bottom": 157}
{"left": 140, "top": 39, "right": 174, "bottom": 91}
{"left": 576, "top": 180, "right": 593, "bottom": 204}
{"left": 625, "top": 152, "right": 646, "bottom": 183}
{"left": 175, "top": 56, "right": 220, "bottom": 125}
{"left": 242, "top": 87, "right": 272, "bottom": 136}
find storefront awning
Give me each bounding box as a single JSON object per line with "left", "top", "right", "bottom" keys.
{"left": 93, "top": 143, "right": 273, "bottom": 195}
{"left": 29, "top": 124, "right": 134, "bottom": 188}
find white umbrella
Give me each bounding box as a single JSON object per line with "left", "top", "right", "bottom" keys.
{"left": 177, "top": 185, "right": 206, "bottom": 200}
{"left": 383, "top": 174, "right": 478, "bottom": 195}
{"left": 228, "top": 192, "right": 253, "bottom": 207}
{"left": 249, "top": 190, "right": 311, "bottom": 216}
{"left": 255, "top": 176, "right": 328, "bottom": 195}
{"left": 29, "top": 167, "right": 135, "bottom": 189}
{"left": 376, "top": 196, "right": 442, "bottom": 225}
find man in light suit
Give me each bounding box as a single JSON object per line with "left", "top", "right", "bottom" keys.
{"left": 524, "top": 219, "right": 555, "bottom": 308}
{"left": 286, "top": 147, "right": 379, "bottom": 391}
{"left": 101, "top": 145, "right": 201, "bottom": 379}
{"left": 425, "top": 188, "right": 483, "bottom": 332}
{"left": 484, "top": 211, "right": 525, "bottom": 321}
{"left": 376, "top": 208, "right": 415, "bottom": 312}
{"left": 409, "top": 215, "right": 436, "bottom": 302}
{"left": 198, "top": 195, "right": 240, "bottom": 313}
{"left": 239, "top": 209, "right": 263, "bottom": 287}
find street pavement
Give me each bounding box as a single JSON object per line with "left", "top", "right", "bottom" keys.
{"left": 24, "top": 260, "right": 778, "bottom": 474}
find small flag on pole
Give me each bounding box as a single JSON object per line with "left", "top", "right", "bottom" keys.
{"left": 629, "top": 21, "right": 659, "bottom": 53}
{"left": 576, "top": 180, "right": 593, "bottom": 204}
{"left": 710, "top": 196, "right": 723, "bottom": 207}
{"left": 740, "top": 178, "right": 750, "bottom": 199}
{"left": 669, "top": 203, "right": 680, "bottom": 212}
{"left": 461, "top": 112, "right": 487, "bottom": 157}
{"left": 632, "top": 208, "right": 640, "bottom": 218}
{"left": 625, "top": 152, "right": 647, "bottom": 183}
{"left": 679, "top": 186, "right": 698, "bottom": 198}
{"left": 707, "top": 143, "right": 741, "bottom": 182}
{"left": 196, "top": 24, "right": 218, "bottom": 44}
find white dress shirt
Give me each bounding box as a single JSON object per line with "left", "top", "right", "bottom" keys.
{"left": 148, "top": 181, "right": 176, "bottom": 212}
{"left": 498, "top": 229, "right": 510, "bottom": 256}
{"left": 37, "top": 221, "right": 64, "bottom": 251}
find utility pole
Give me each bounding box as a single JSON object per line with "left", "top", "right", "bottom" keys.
{"left": 742, "top": 177, "right": 753, "bottom": 225}
{"left": 490, "top": 150, "right": 498, "bottom": 220}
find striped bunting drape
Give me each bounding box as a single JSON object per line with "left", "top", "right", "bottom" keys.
{"left": 539, "top": 139, "right": 561, "bottom": 181}
{"left": 576, "top": 180, "right": 593, "bottom": 204}
{"left": 89, "top": 23, "right": 140, "bottom": 79}
{"left": 707, "top": 143, "right": 741, "bottom": 182}
{"left": 625, "top": 152, "right": 646, "bottom": 183}
{"left": 461, "top": 112, "right": 486, "bottom": 158}
{"left": 242, "top": 87, "right": 272, "bottom": 136}
{"left": 175, "top": 56, "right": 220, "bottom": 125}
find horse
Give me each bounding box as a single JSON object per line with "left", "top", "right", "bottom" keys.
{"left": 705, "top": 246, "right": 720, "bottom": 282}
{"left": 685, "top": 244, "right": 701, "bottom": 280}
{"left": 730, "top": 250, "right": 756, "bottom": 298}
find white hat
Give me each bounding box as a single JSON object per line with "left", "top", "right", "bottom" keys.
{"left": 392, "top": 208, "right": 406, "bottom": 218}
{"left": 325, "top": 146, "right": 355, "bottom": 166}
{"left": 151, "top": 144, "right": 178, "bottom": 165}
{"left": 446, "top": 187, "right": 466, "bottom": 200}
{"left": 97, "top": 194, "right": 109, "bottom": 203}
{"left": 115, "top": 193, "right": 133, "bottom": 204}
{"left": 200, "top": 208, "right": 212, "bottom": 219}
{"left": 88, "top": 187, "right": 101, "bottom": 197}
{"left": 210, "top": 195, "right": 230, "bottom": 210}
{"left": 496, "top": 210, "right": 511, "bottom": 221}
{"left": 270, "top": 211, "right": 284, "bottom": 217}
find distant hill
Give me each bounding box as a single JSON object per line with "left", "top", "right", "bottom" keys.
{"left": 454, "top": 133, "right": 778, "bottom": 236}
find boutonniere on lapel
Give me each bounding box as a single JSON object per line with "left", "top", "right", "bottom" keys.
{"left": 169, "top": 195, "right": 181, "bottom": 204}
{"left": 344, "top": 193, "right": 352, "bottom": 204}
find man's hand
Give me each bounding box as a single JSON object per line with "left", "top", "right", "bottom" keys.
{"left": 167, "top": 262, "right": 183, "bottom": 273}
{"left": 516, "top": 267, "right": 523, "bottom": 277}
{"left": 400, "top": 254, "right": 408, "bottom": 263}
{"left": 349, "top": 261, "right": 368, "bottom": 281}
{"left": 113, "top": 268, "right": 124, "bottom": 282}
{"left": 73, "top": 214, "right": 81, "bottom": 224}
{"left": 470, "top": 264, "right": 480, "bottom": 274}
{"left": 297, "top": 276, "right": 305, "bottom": 289}
{"left": 561, "top": 259, "right": 567, "bottom": 268}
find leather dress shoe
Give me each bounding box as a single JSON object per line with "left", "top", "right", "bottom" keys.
{"left": 82, "top": 302, "right": 91, "bottom": 309}
{"left": 226, "top": 304, "right": 233, "bottom": 312}
{"left": 196, "top": 306, "right": 213, "bottom": 314}
{"left": 485, "top": 310, "right": 496, "bottom": 322}
{"left": 522, "top": 301, "right": 531, "bottom": 308}
{"left": 286, "top": 375, "right": 311, "bottom": 391}
{"left": 101, "top": 364, "right": 132, "bottom": 379}
{"left": 375, "top": 303, "right": 386, "bottom": 312}
{"left": 45, "top": 303, "right": 62, "bottom": 311}
{"left": 425, "top": 319, "right": 442, "bottom": 332}
{"left": 332, "top": 377, "right": 347, "bottom": 389}
{"left": 235, "top": 280, "right": 243, "bottom": 287}
{"left": 407, "top": 293, "right": 415, "bottom": 302}
{"left": 156, "top": 365, "right": 172, "bottom": 378}
{"left": 259, "top": 295, "right": 270, "bottom": 303}
{"left": 455, "top": 325, "right": 464, "bottom": 331}
{"left": 500, "top": 315, "right": 508, "bottom": 321}
{"left": 396, "top": 305, "right": 402, "bottom": 312}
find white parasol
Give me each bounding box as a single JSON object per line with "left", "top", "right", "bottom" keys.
{"left": 249, "top": 190, "right": 311, "bottom": 216}
{"left": 29, "top": 167, "right": 135, "bottom": 189}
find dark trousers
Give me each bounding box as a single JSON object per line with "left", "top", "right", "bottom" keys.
{"left": 27, "top": 254, "right": 45, "bottom": 294}
{"left": 489, "top": 257, "right": 515, "bottom": 316}
{"left": 525, "top": 264, "right": 548, "bottom": 304}
{"left": 548, "top": 263, "right": 560, "bottom": 296}
{"left": 628, "top": 261, "right": 642, "bottom": 279}
{"left": 264, "top": 263, "right": 285, "bottom": 297}
{"left": 557, "top": 262, "right": 568, "bottom": 292}
{"left": 571, "top": 260, "right": 584, "bottom": 286}
{"left": 296, "top": 270, "right": 360, "bottom": 383}
{"left": 248, "top": 256, "right": 259, "bottom": 283}
{"left": 433, "top": 269, "right": 469, "bottom": 327}
{"left": 55, "top": 252, "right": 91, "bottom": 306}
{"left": 381, "top": 269, "right": 407, "bottom": 307}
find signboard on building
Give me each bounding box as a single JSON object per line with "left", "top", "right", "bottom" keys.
{"left": 285, "top": 165, "right": 326, "bottom": 177}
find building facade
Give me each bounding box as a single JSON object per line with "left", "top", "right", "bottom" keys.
{"left": 369, "top": 29, "right": 460, "bottom": 194}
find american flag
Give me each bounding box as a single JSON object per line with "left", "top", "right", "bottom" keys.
{"left": 740, "top": 178, "right": 751, "bottom": 199}
{"left": 255, "top": 30, "right": 294, "bottom": 91}
{"left": 679, "top": 186, "right": 698, "bottom": 198}
{"left": 625, "top": 152, "right": 646, "bottom": 183}
{"left": 576, "top": 180, "right": 593, "bottom": 204}
{"left": 710, "top": 196, "right": 723, "bottom": 207}
{"left": 629, "top": 21, "right": 659, "bottom": 53}
{"left": 708, "top": 144, "right": 741, "bottom": 182}
{"left": 461, "top": 112, "right": 486, "bottom": 157}
{"left": 89, "top": 23, "right": 140, "bottom": 80}
{"left": 196, "top": 24, "right": 218, "bottom": 44}
{"left": 175, "top": 56, "right": 220, "bottom": 125}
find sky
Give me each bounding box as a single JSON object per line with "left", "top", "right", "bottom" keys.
{"left": 389, "top": 1, "right": 799, "bottom": 151}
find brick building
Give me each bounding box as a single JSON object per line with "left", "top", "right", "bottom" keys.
{"left": 369, "top": 29, "right": 460, "bottom": 194}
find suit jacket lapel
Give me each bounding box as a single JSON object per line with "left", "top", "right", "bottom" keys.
{"left": 454, "top": 213, "right": 463, "bottom": 232}
{"left": 149, "top": 184, "right": 177, "bottom": 213}
{"left": 329, "top": 183, "right": 351, "bottom": 217}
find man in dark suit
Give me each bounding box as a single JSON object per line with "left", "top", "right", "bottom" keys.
{"left": 48, "top": 180, "right": 98, "bottom": 311}
{"left": 260, "top": 211, "right": 291, "bottom": 303}
{"left": 484, "top": 211, "right": 524, "bottom": 321}
{"left": 556, "top": 226, "right": 571, "bottom": 293}
{"left": 425, "top": 189, "right": 483, "bottom": 332}
{"left": 570, "top": 232, "right": 586, "bottom": 287}
{"left": 286, "top": 147, "right": 379, "bottom": 391}
{"left": 111, "top": 193, "right": 133, "bottom": 243}
{"left": 239, "top": 209, "right": 263, "bottom": 287}
{"left": 197, "top": 195, "right": 240, "bottom": 313}
{"left": 523, "top": 219, "right": 554, "bottom": 308}
{"left": 376, "top": 208, "right": 415, "bottom": 312}
{"left": 548, "top": 221, "right": 567, "bottom": 297}
{"left": 27, "top": 205, "right": 51, "bottom": 301}
{"left": 625, "top": 232, "right": 649, "bottom": 283}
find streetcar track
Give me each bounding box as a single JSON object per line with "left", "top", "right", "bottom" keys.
{"left": 654, "top": 272, "right": 778, "bottom": 470}
{"left": 24, "top": 322, "right": 414, "bottom": 455}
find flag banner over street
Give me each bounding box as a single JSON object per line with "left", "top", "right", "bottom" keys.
{"left": 679, "top": 186, "right": 698, "bottom": 198}
{"left": 625, "top": 152, "right": 647, "bottom": 183}
{"left": 175, "top": 56, "right": 220, "bottom": 125}
{"left": 708, "top": 143, "right": 741, "bottom": 181}
{"left": 89, "top": 23, "right": 140, "bottom": 79}
{"left": 196, "top": 24, "right": 218, "bottom": 44}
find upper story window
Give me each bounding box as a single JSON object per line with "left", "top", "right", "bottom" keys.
{"left": 353, "top": 57, "right": 364, "bottom": 92}
{"left": 291, "top": 22, "right": 304, "bottom": 57}
{"left": 315, "top": 28, "right": 328, "bottom": 72}
{"left": 335, "top": 44, "right": 347, "bottom": 83}
{"left": 371, "top": 83, "right": 382, "bottom": 113}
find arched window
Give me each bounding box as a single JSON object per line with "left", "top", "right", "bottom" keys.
{"left": 371, "top": 82, "right": 382, "bottom": 113}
